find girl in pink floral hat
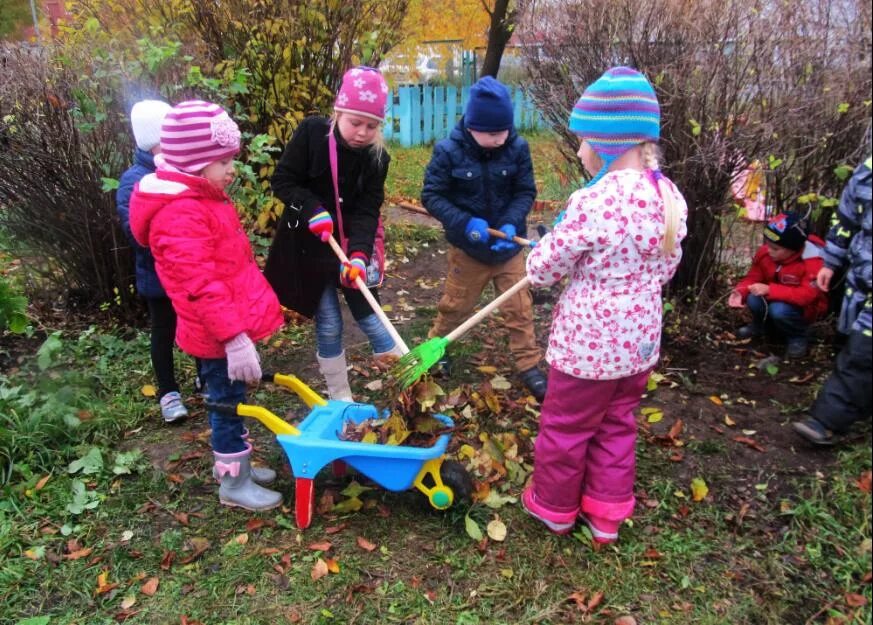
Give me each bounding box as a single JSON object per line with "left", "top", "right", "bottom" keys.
{"left": 130, "top": 100, "right": 284, "bottom": 512}
{"left": 521, "top": 67, "right": 688, "bottom": 543}
{"left": 268, "top": 66, "right": 402, "bottom": 401}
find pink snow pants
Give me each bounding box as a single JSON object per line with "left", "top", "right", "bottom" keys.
{"left": 531, "top": 367, "right": 650, "bottom": 523}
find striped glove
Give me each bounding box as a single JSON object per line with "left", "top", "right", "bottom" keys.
{"left": 340, "top": 252, "right": 368, "bottom": 289}
{"left": 308, "top": 209, "right": 333, "bottom": 242}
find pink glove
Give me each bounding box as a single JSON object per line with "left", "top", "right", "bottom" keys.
{"left": 224, "top": 333, "right": 261, "bottom": 383}
{"left": 308, "top": 209, "right": 333, "bottom": 242}
{"left": 340, "top": 252, "right": 368, "bottom": 289}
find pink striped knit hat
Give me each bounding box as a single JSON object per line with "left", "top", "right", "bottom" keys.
{"left": 159, "top": 100, "right": 241, "bottom": 173}
{"left": 334, "top": 66, "right": 389, "bottom": 122}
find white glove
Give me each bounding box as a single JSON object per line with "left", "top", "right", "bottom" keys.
{"left": 224, "top": 333, "right": 261, "bottom": 383}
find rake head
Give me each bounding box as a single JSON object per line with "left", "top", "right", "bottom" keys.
{"left": 391, "top": 337, "right": 449, "bottom": 389}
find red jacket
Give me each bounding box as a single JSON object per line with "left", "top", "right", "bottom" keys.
{"left": 735, "top": 237, "right": 828, "bottom": 323}
{"left": 130, "top": 170, "right": 283, "bottom": 359}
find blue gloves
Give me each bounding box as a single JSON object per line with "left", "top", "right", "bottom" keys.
{"left": 464, "top": 217, "right": 490, "bottom": 244}
{"left": 490, "top": 224, "right": 519, "bottom": 253}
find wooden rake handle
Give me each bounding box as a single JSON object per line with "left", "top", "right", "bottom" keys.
{"left": 326, "top": 235, "right": 410, "bottom": 354}
{"left": 397, "top": 202, "right": 535, "bottom": 248}
{"left": 444, "top": 276, "right": 532, "bottom": 343}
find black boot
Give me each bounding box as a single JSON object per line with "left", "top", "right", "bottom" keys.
{"left": 519, "top": 367, "right": 547, "bottom": 403}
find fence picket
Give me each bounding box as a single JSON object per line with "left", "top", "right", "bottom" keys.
{"left": 388, "top": 84, "right": 544, "bottom": 147}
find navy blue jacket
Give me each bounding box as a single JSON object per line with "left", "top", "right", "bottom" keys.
{"left": 117, "top": 149, "right": 165, "bottom": 298}
{"left": 421, "top": 118, "right": 537, "bottom": 265}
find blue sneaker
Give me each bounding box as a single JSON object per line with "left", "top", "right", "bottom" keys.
{"left": 159, "top": 391, "right": 189, "bottom": 423}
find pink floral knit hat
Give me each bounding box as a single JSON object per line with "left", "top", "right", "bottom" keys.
{"left": 333, "top": 66, "right": 389, "bottom": 122}
{"left": 159, "top": 100, "right": 241, "bottom": 173}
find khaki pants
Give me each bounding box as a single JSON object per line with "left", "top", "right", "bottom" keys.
{"left": 429, "top": 246, "right": 541, "bottom": 372}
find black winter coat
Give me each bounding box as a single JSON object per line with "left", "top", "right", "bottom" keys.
{"left": 421, "top": 118, "right": 537, "bottom": 265}
{"left": 266, "top": 116, "right": 390, "bottom": 318}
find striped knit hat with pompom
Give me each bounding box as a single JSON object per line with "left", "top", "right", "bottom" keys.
{"left": 568, "top": 66, "right": 660, "bottom": 186}
{"left": 160, "top": 100, "right": 241, "bottom": 174}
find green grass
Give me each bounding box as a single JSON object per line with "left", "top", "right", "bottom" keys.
{"left": 0, "top": 231, "right": 870, "bottom": 624}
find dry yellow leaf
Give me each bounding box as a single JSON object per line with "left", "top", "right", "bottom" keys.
{"left": 311, "top": 558, "right": 329, "bottom": 581}
{"left": 141, "top": 384, "right": 157, "bottom": 398}
{"left": 724, "top": 415, "right": 736, "bottom": 426}
{"left": 326, "top": 558, "right": 340, "bottom": 573}
{"left": 691, "top": 477, "right": 709, "bottom": 502}
{"left": 487, "top": 519, "right": 507, "bottom": 542}
{"left": 708, "top": 395, "right": 723, "bottom": 406}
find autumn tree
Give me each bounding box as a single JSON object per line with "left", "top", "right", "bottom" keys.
{"left": 479, "top": 0, "right": 524, "bottom": 78}
{"left": 519, "top": 0, "right": 872, "bottom": 297}
{"left": 0, "top": 0, "right": 410, "bottom": 317}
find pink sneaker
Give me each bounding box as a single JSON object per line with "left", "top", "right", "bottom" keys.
{"left": 521, "top": 487, "right": 575, "bottom": 535}
{"left": 578, "top": 513, "right": 620, "bottom": 544}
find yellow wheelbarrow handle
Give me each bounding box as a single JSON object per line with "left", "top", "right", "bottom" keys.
{"left": 263, "top": 372, "right": 328, "bottom": 409}
{"left": 204, "top": 372, "right": 326, "bottom": 437}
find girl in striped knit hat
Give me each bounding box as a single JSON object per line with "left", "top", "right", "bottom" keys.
{"left": 130, "top": 101, "right": 285, "bottom": 512}
{"left": 521, "top": 67, "right": 688, "bottom": 543}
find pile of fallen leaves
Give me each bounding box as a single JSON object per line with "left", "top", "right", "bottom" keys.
{"left": 339, "top": 377, "right": 454, "bottom": 448}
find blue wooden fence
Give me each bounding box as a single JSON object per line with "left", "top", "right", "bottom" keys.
{"left": 383, "top": 84, "right": 545, "bottom": 147}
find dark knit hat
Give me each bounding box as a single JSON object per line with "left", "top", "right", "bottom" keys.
{"left": 464, "top": 76, "right": 514, "bottom": 132}
{"left": 763, "top": 212, "right": 807, "bottom": 251}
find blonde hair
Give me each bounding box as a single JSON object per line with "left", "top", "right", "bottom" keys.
{"left": 641, "top": 141, "right": 681, "bottom": 255}
{"left": 329, "top": 111, "right": 386, "bottom": 163}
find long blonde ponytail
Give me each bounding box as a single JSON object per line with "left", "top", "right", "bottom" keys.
{"left": 641, "top": 142, "right": 681, "bottom": 255}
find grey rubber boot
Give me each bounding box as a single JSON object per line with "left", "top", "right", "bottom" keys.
{"left": 317, "top": 351, "right": 353, "bottom": 401}
{"left": 214, "top": 444, "right": 283, "bottom": 511}
{"left": 373, "top": 344, "right": 405, "bottom": 370}
{"left": 212, "top": 428, "right": 277, "bottom": 485}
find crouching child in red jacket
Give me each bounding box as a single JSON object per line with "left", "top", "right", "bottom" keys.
{"left": 728, "top": 212, "right": 828, "bottom": 358}
{"left": 130, "top": 101, "right": 285, "bottom": 511}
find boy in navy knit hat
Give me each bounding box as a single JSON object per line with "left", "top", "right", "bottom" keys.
{"left": 728, "top": 211, "right": 828, "bottom": 358}
{"left": 421, "top": 76, "right": 546, "bottom": 401}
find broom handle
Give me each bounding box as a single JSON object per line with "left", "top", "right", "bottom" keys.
{"left": 444, "top": 276, "right": 532, "bottom": 343}
{"left": 397, "top": 202, "right": 535, "bottom": 248}
{"left": 326, "top": 235, "right": 410, "bottom": 354}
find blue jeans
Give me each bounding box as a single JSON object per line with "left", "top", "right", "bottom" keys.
{"left": 199, "top": 358, "right": 247, "bottom": 454}
{"left": 315, "top": 286, "right": 395, "bottom": 358}
{"left": 746, "top": 294, "right": 809, "bottom": 342}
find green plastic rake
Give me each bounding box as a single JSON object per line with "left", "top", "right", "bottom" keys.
{"left": 392, "top": 276, "right": 532, "bottom": 388}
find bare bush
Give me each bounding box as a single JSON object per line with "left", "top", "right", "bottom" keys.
{"left": 0, "top": 48, "right": 135, "bottom": 316}
{"left": 519, "top": 0, "right": 872, "bottom": 298}
{"left": 0, "top": 0, "right": 410, "bottom": 319}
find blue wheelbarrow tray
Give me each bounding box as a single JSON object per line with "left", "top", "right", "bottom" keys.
{"left": 278, "top": 400, "right": 454, "bottom": 492}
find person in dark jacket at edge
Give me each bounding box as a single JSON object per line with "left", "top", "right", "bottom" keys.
{"left": 421, "top": 76, "right": 547, "bottom": 402}
{"left": 793, "top": 156, "right": 872, "bottom": 445}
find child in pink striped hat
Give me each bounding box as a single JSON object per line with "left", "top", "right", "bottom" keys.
{"left": 268, "top": 66, "right": 403, "bottom": 401}
{"left": 129, "top": 100, "right": 285, "bottom": 512}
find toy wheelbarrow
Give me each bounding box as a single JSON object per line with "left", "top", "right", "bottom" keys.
{"left": 207, "top": 373, "right": 473, "bottom": 529}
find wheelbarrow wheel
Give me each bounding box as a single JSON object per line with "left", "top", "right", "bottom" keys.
{"left": 440, "top": 460, "right": 473, "bottom": 504}
{"left": 295, "top": 477, "right": 315, "bottom": 529}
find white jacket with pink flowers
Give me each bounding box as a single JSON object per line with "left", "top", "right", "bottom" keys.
{"left": 527, "top": 169, "right": 688, "bottom": 380}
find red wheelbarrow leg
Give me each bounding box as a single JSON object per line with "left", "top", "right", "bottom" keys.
{"left": 332, "top": 460, "right": 347, "bottom": 478}
{"left": 295, "top": 477, "right": 315, "bottom": 529}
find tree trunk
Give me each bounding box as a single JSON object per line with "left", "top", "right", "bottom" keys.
{"left": 480, "top": 0, "right": 516, "bottom": 78}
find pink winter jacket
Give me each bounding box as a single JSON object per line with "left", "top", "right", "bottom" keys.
{"left": 130, "top": 170, "right": 283, "bottom": 359}
{"left": 527, "top": 169, "right": 688, "bottom": 380}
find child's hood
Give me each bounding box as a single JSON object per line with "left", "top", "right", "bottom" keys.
{"left": 129, "top": 171, "right": 223, "bottom": 246}
{"left": 608, "top": 170, "right": 679, "bottom": 259}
